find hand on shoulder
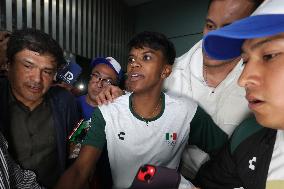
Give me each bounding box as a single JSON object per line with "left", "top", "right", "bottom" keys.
{"left": 95, "top": 85, "right": 124, "bottom": 105}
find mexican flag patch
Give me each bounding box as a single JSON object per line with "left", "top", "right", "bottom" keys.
{"left": 166, "top": 132, "right": 177, "bottom": 141}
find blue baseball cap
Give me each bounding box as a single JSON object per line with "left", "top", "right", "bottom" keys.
{"left": 203, "top": 0, "right": 284, "bottom": 61}
{"left": 57, "top": 59, "right": 82, "bottom": 85}
{"left": 91, "top": 57, "right": 123, "bottom": 80}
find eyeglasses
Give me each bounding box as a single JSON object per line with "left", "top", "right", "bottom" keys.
{"left": 90, "top": 73, "right": 114, "bottom": 87}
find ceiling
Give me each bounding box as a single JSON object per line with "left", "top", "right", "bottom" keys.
{"left": 122, "top": 0, "right": 155, "bottom": 7}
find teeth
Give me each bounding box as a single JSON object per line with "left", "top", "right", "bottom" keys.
{"left": 131, "top": 74, "right": 138, "bottom": 77}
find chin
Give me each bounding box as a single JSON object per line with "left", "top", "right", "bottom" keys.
{"left": 255, "top": 114, "right": 280, "bottom": 130}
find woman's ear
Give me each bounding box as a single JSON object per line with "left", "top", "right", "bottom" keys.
{"left": 161, "top": 64, "right": 172, "bottom": 79}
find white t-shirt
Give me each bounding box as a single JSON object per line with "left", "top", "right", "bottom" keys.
{"left": 85, "top": 92, "right": 197, "bottom": 189}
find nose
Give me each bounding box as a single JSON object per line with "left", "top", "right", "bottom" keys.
{"left": 238, "top": 59, "right": 259, "bottom": 89}
{"left": 96, "top": 78, "right": 104, "bottom": 88}
{"left": 32, "top": 68, "right": 42, "bottom": 83}
{"left": 130, "top": 58, "right": 142, "bottom": 68}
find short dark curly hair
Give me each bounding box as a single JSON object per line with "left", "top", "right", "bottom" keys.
{"left": 127, "top": 31, "right": 176, "bottom": 65}
{"left": 7, "top": 28, "right": 65, "bottom": 68}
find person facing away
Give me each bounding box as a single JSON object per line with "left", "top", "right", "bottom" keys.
{"left": 163, "top": 0, "right": 264, "bottom": 179}
{"left": 56, "top": 31, "right": 208, "bottom": 189}
{"left": 195, "top": 0, "right": 284, "bottom": 188}
{"left": 0, "top": 28, "right": 79, "bottom": 188}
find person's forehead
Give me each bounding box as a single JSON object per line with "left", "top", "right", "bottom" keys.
{"left": 15, "top": 49, "right": 57, "bottom": 67}
{"left": 208, "top": 0, "right": 255, "bottom": 24}
{"left": 129, "top": 47, "right": 162, "bottom": 56}
{"left": 242, "top": 33, "right": 284, "bottom": 53}
{"left": 92, "top": 64, "right": 117, "bottom": 78}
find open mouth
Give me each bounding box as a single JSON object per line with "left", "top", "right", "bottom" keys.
{"left": 128, "top": 73, "right": 144, "bottom": 81}
{"left": 247, "top": 96, "right": 264, "bottom": 109}
{"left": 28, "top": 85, "right": 42, "bottom": 93}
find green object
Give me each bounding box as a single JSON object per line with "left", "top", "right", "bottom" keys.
{"left": 69, "top": 119, "right": 91, "bottom": 143}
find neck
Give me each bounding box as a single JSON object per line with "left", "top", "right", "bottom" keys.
{"left": 132, "top": 91, "right": 162, "bottom": 119}
{"left": 203, "top": 58, "right": 240, "bottom": 88}
{"left": 12, "top": 91, "right": 43, "bottom": 111}
{"left": 86, "top": 94, "right": 98, "bottom": 107}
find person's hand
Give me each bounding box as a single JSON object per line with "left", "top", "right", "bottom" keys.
{"left": 95, "top": 85, "right": 124, "bottom": 105}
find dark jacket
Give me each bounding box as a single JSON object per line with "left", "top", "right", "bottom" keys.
{"left": 0, "top": 78, "right": 79, "bottom": 174}
{"left": 195, "top": 116, "right": 277, "bottom": 189}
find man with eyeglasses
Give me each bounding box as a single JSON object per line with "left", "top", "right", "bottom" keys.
{"left": 71, "top": 57, "right": 122, "bottom": 188}
{"left": 76, "top": 57, "right": 122, "bottom": 124}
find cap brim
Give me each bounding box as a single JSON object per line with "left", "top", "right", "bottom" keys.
{"left": 203, "top": 14, "right": 284, "bottom": 60}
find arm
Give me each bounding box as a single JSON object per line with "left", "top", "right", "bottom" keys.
{"left": 55, "top": 145, "right": 102, "bottom": 189}
{"left": 56, "top": 107, "right": 107, "bottom": 189}
{"left": 195, "top": 142, "right": 241, "bottom": 189}
{"left": 95, "top": 85, "right": 124, "bottom": 105}
{"left": 189, "top": 106, "right": 228, "bottom": 155}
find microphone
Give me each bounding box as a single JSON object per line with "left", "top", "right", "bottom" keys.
{"left": 129, "top": 164, "right": 181, "bottom": 189}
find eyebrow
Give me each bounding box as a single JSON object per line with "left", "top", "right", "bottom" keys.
{"left": 129, "top": 49, "right": 156, "bottom": 56}
{"left": 205, "top": 18, "right": 216, "bottom": 26}
{"left": 21, "top": 58, "right": 56, "bottom": 71}
{"left": 92, "top": 71, "right": 114, "bottom": 80}
{"left": 241, "top": 38, "right": 274, "bottom": 53}
{"left": 205, "top": 18, "right": 232, "bottom": 28}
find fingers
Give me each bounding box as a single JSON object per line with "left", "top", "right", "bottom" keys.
{"left": 95, "top": 85, "right": 124, "bottom": 106}
{"left": 95, "top": 86, "right": 112, "bottom": 106}
{"left": 110, "top": 86, "right": 124, "bottom": 99}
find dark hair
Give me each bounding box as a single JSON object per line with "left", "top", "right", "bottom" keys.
{"left": 127, "top": 31, "right": 176, "bottom": 65}
{"left": 7, "top": 28, "right": 65, "bottom": 68}
{"left": 208, "top": 0, "right": 264, "bottom": 11}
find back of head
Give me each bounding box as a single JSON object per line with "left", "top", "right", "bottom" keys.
{"left": 127, "top": 31, "right": 176, "bottom": 65}
{"left": 7, "top": 28, "right": 65, "bottom": 68}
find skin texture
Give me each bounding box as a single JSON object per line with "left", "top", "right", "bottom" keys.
{"left": 8, "top": 49, "right": 57, "bottom": 110}
{"left": 202, "top": 0, "right": 256, "bottom": 87}
{"left": 86, "top": 64, "right": 118, "bottom": 107}
{"left": 238, "top": 33, "right": 284, "bottom": 130}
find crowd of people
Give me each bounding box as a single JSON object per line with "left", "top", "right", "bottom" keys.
{"left": 1, "top": 0, "right": 284, "bottom": 188}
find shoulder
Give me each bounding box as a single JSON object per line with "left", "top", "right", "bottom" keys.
{"left": 76, "top": 95, "right": 87, "bottom": 106}
{"left": 109, "top": 92, "right": 130, "bottom": 106}
{"left": 49, "top": 86, "right": 76, "bottom": 102}
{"left": 171, "top": 40, "right": 202, "bottom": 69}
{"left": 98, "top": 93, "right": 130, "bottom": 114}
{"left": 230, "top": 116, "right": 264, "bottom": 153}
{"left": 165, "top": 92, "right": 197, "bottom": 107}
{"left": 165, "top": 92, "right": 198, "bottom": 117}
